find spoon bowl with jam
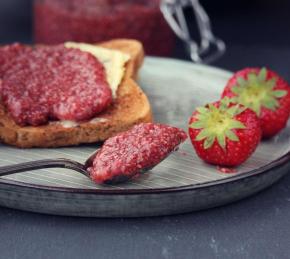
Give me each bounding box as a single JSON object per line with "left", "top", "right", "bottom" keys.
{"left": 0, "top": 123, "right": 187, "bottom": 185}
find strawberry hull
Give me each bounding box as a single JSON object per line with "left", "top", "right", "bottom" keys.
{"left": 222, "top": 68, "right": 290, "bottom": 138}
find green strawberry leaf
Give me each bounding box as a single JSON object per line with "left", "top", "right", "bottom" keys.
{"left": 190, "top": 97, "right": 247, "bottom": 150}
{"left": 257, "top": 67, "right": 267, "bottom": 82}
{"left": 237, "top": 77, "right": 246, "bottom": 87}
{"left": 217, "top": 134, "right": 226, "bottom": 149}
{"left": 272, "top": 90, "right": 287, "bottom": 98}
{"left": 263, "top": 98, "right": 279, "bottom": 110}
{"left": 204, "top": 136, "right": 215, "bottom": 149}
{"left": 196, "top": 107, "right": 209, "bottom": 114}
{"left": 230, "top": 120, "right": 246, "bottom": 129}
{"left": 190, "top": 121, "right": 204, "bottom": 129}
{"left": 225, "top": 130, "right": 239, "bottom": 141}
{"left": 248, "top": 73, "right": 257, "bottom": 84}
{"left": 231, "top": 86, "right": 241, "bottom": 95}
{"left": 196, "top": 129, "right": 211, "bottom": 141}
{"left": 229, "top": 67, "right": 286, "bottom": 116}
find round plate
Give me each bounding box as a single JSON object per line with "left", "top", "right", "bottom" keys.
{"left": 0, "top": 57, "right": 289, "bottom": 217}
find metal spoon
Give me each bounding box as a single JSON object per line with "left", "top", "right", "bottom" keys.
{"left": 0, "top": 150, "right": 161, "bottom": 185}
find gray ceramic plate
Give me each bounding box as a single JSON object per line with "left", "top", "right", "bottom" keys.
{"left": 0, "top": 57, "right": 289, "bottom": 217}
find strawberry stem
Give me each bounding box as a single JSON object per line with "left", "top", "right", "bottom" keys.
{"left": 190, "top": 98, "right": 246, "bottom": 150}
{"left": 231, "top": 68, "right": 287, "bottom": 116}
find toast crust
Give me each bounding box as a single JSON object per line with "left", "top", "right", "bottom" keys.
{"left": 0, "top": 39, "right": 152, "bottom": 148}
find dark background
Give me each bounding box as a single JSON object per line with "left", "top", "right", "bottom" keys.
{"left": 2, "top": 0, "right": 290, "bottom": 46}
{"left": 1, "top": 0, "right": 290, "bottom": 73}
{"left": 1, "top": 1, "right": 290, "bottom": 259}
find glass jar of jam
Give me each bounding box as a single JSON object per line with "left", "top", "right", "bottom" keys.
{"left": 33, "top": 0, "right": 175, "bottom": 56}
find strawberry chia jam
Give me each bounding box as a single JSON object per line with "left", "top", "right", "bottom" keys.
{"left": 87, "top": 123, "right": 188, "bottom": 184}
{"left": 34, "top": 0, "right": 175, "bottom": 56}
{"left": 0, "top": 43, "right": 112, "bottom": 126}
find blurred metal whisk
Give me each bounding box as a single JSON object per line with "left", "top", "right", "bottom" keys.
{"left": 161, "top": 0, "right": 226, "bottom": 64}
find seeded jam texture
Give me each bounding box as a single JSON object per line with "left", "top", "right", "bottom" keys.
{"left": 0, "top": 43, "right": 112, "bottom": 126}
{"left": 34, "top": 0, "right": 175, "bottom": 56}
{"left": 88, "top": 123, "right": 188, "bottom": 184}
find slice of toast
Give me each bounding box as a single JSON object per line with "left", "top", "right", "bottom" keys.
{"left": 0, "top": 39, "right": 153, "bottom": 148}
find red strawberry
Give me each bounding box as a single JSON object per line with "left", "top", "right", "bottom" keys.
{"left": 188, "top": 97, "right": 261, "bottom": 167}
{"left": 222, "top": 67, "right": 290, "bottom": 138}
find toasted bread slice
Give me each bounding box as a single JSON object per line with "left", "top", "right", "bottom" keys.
{"left": 0, "top": 39, "right": 152, "bottom": 148}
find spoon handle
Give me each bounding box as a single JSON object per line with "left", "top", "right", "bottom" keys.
{"left": 0, "top": 159, "right": 87, "bottom": 177}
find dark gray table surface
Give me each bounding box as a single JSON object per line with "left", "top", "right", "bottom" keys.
{"left": 0, "top": 1, "right": 290, "bottom": 258}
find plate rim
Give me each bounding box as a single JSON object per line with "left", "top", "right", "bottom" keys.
{"left": 0, "top": 57, "right": 289, "bottom": 195}
{"left": 0, "top": 150, "right": 289, "bottom": 195}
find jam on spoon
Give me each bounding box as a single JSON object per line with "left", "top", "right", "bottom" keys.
{"left": 0, "top": 123, "right": 187, "bottom": 184}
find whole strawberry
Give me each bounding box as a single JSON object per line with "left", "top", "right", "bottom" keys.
{"left": 188, "top": 98, "right": 261, "bottom": 167}
{"left": 222, "top": 67, "right": 290, "bottom": 138}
